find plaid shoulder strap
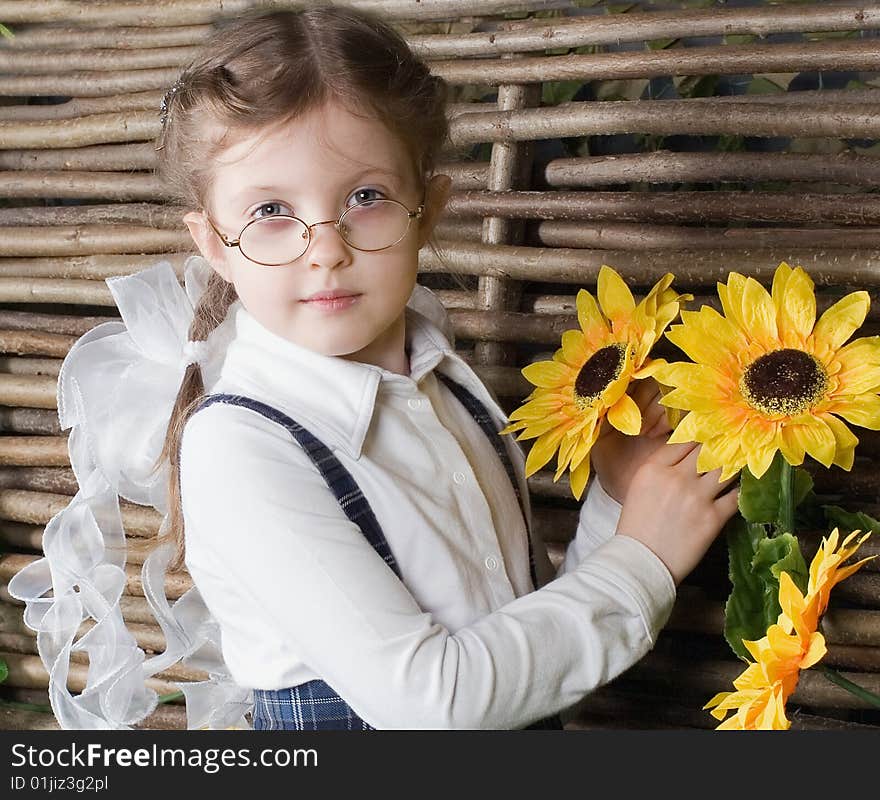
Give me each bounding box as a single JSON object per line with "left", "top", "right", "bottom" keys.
{"left": 193, "top": 393, "right": 401, "bottom": 579}
{"left": 435, "top": 372, "right": 540, "bottom": 592}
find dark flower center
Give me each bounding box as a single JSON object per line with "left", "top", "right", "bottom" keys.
{"left": 574, "top": 343, "right": 626, "bottom": 407}
{"left": 740, "top": 348, "right": 828, "bottom": 417}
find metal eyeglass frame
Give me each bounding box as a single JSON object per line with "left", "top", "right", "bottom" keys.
{"left": 205, "top": 196, "right": 425, "bottom": 267}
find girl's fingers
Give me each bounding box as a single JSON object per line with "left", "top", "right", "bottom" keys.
{"left": 714, "top": 483, "right": 740, "bottom": 515}
{"left": 652, "top": 438, "right": 699, "bottom": 465}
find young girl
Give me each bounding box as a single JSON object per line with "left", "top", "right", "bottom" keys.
{"left": 12, "top": 7, "right": 739, "bottom": 731}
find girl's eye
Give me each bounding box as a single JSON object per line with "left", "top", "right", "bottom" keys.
{"left": 252, "top": 201, "right": 292, "bottom": 219}
{"left": 348, "top": 188, "right": 385, "bottom": 207}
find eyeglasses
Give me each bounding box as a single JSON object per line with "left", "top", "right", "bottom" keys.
{"left": 206, "top": 197, "right": 424, "bottom": 267}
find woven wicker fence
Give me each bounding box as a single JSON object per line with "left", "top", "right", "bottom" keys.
{"left": 1, "top": 0, "right": 879, "bottom": 731}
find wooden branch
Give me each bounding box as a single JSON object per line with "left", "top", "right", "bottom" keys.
{"left": 0, "top": 258, "right": 184, "bottom": 282}
{"left": 445, "top": 190, "right": 880, "bottom": 224}
{"left": 0, "top": 408, "right": 61, "bottom": 436}
{"left": 0, "top": 203, "right": 183, "bottom": 228}
{"left": 0, "top": 44, "right": 201, "bottom": 73}
{"left": 0, "top": 91, "right": 164, "bottom": 122}
{"left": 0, "top": 468, "right": 77, "bottom": 496}
{"left": 0, "top": 374, "right": 59, "bottom": 409}
{"left": 0, "top": 310, "right": 117, "bottom": 336}
{"left": 0, "top": 0, "right": 573, "bottom": 26}
{"left": 0, "top": 437, "right": 69, "bottom": 466}
{"left": 533, "top": 221, "right": 880, "bottom": 251}
{"left": 440, "top": 288, "right": 880, "bottom": 324}
{"left": 0, "top": 224, "right": 188, "bottom": 256}
{"left": 0, "top": 172, "right": 164, "bottom": 201}
{"left": 0, "top": 490, "right": 162, "bottom": 536}
{"left": 474, "top": 76, "right": 537, "bottom": 367}
{"left": 448, "top": 99, "right": 880, "bottom": 146}
{"left": 0, "top": 278, "right": 114, "bottom": 305}
{"left": 0, "top": 142, "right": 157, "bottom": 171}
{"left": 0, "top": 24, "right": 211, "bottom": 51}
{"left": 434, "top": 39, "right": 880, "bottom": 87}
{"left": 0, "top": 108, "right": 160, "bottom": 146}
{"left": 410, "top": 4, "right": 880, "bottom": 58}
{"left": 421, "top": 241, "right": 880, "bottom": 286}
{"left": 0, "top": 68, "right": 181, "bottom": 99}
{"left": 0, "top": 330, "right": 77, "bottom": 358}
{"left": 541, "top": 151, "right": 880, "bottom": 188}
{"left": 0, "top": 520, "right": 45, "bottom": 551}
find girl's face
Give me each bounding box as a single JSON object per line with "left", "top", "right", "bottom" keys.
{"left": 184, "top": 99, "right": 451, "bottom": 372}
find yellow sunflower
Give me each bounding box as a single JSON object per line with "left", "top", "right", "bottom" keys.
{"left": 500, "top": 265, "right": 690, "bottom": 500}
{"left": 654, "top": 262, "right": 880, "bottom": 481}
{"left": 704, "top": 529, "right": 874, "bottom": 730}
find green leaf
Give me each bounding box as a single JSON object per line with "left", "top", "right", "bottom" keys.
{"left": 747, "top": 76, "right": 786, "bottom": 96}
{"left": 723, "top": 521, "right": 808, "bottom": 661}
{"left": 676, "top": 75, "right": 719, "bottom": 99}
{"left": 0, "top": 657, "right": 7, "bottom": 684}
{"left": 752, "top": 532, "right": 808, "bottom": 597}
{"left": 646, "top": 38, "right": 679, "bottom": 51}
{"left": 723, "top": 516, "right": 770, "bottom": 661}
{"left": 542, "top": 80, "right": 584, "bottom": 106}
{"left": 0, "top": 23, "right": 13, "bottom": 39}
{"left": 723, "top": 34, "right": 757, "bottom": 46}
{"left": 738, "top": 453, "right": 812, "bottom": 528}
{"left": 822, "top": 505, "right": 880, "bottom": 535}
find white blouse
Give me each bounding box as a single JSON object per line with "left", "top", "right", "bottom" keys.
{"left": 179, "top": 284, "right": 676, "bottom": 729}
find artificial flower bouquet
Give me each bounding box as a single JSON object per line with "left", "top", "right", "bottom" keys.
{"left": 502, "top": 262, "right": 879, "bottom": 729}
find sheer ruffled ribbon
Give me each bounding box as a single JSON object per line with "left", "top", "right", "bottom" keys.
{"left": 8, "top": 256, "right": 253, "bottom": 730}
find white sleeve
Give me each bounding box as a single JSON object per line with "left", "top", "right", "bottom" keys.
{"left": 557, "top": 476, "right": 624, "bottom": 578}
{"left": 180, "top": 404, "right": 676, "bottom": 730}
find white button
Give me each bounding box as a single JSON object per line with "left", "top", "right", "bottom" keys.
{"left": 452, "top": 471, "right": 466, "bottom": 484}
{"left": 408, "top": 398, "right": 421, "bottom": 410}
{"left": 484, "top": 555, "right": 499, "bottom": 571}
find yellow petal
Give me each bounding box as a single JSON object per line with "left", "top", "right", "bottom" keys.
{"left": 522, "top": 360, "right": 572, "bottom": 389}
{"left": 597, "top": 264, "right": 636, "bottom": 323}
{"left": 794, "top": 414, "right": 837, "bottom": 468}
{"left": 822, "top": 413, "right": 858, "bottom": 470}
{"left": 665, "top": 306, "right": 743, "bottom": 369}
{"left": 777, "top": 265, "right": 816, "bottom": 347}
{"left": 569, "top": 452, "right": 593, "bottom": 500}
{"left": 770, "top": 261, "right": 793, "bottom": 309}
{"left": 524, "top": 424, "right": 569, "bottom": 476}
{"left": 560, "top": 329, "right": 588, "bottom": 367}
{"left": 607, "top": 391, "right": 642, "bottom": 436}
{"left": 813, "top": 291, "right": 871, "bottom": 353}
{"left": 746, "top": 442, "right": 778, "bottom": 480}
{"left": 576, "top": 288, "right": 609, "bottom": 341}
{"left": 718, "top": 272, "right": 748, "bottom": 331}
{"left": 827, "top": 393, "right": 880, "bottom": 431}
{"left": 741, "top": 276, "right": 779, "bottom": 350}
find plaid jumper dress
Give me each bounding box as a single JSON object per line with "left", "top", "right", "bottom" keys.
{"left": 193, "top": 372, "right": 563, "bottom": 731}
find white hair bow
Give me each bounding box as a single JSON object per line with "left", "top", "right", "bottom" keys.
{"left": 8, "top": 256, "right": 252, "bottom": 730}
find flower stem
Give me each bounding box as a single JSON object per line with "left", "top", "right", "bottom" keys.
{"left": 778, "top": 456, "right": 794, "bottom": 535}
{"left": 819, "top": 664, "right": 880, "bottom": 709}
{"left": 158, "top": 690, "right": 184, "bottom": 704}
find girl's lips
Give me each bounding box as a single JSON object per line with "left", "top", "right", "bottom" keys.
{"left": 301, "top": 294, "right": 361, "bottom": 311}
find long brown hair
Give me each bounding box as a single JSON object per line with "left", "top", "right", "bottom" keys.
{"left": 153, "top": 6, "right": 450, "bottom": 571}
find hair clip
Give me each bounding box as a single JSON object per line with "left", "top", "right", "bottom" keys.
{"left": 159, "top": 76, "right": 186, "bottom": 126}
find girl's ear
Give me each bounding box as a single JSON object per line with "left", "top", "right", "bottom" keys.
{"left": 183, "top": 210, "right": 233, "bottom": 282}
{"left": 417, "top": 173, "right": 452, "bottom": 249}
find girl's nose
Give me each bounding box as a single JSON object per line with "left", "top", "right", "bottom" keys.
{"left": 306, "top": 219, "right": 353, "bottom": 271}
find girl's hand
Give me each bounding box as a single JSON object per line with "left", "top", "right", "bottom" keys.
{"left": 590, "top": 378, "right": 672, "bottom": 504}
{"left": 615, "top": 440, "right": 740, "bottom": 586}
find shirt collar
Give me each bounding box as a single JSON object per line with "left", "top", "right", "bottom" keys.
{"left": 218, "top": 284, "right": 469, "bottom": 459}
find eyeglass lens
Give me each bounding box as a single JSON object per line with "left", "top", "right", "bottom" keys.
{"left": 238, "top": 199, "right": 413, "bottom": 266}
